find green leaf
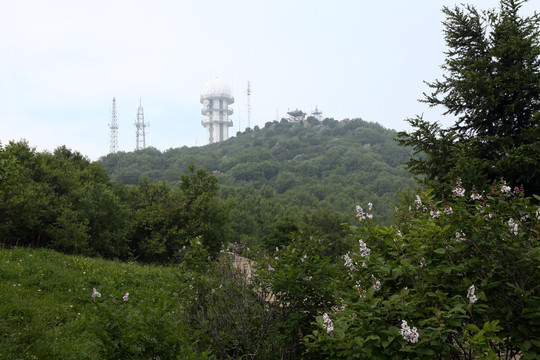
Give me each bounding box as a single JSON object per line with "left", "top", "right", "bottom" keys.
{"left": 400, "top": 258, "right": 411, "bottom": 266}
{"left": 381, "top": 337, "right": 394, "bottom": 348}
{"left": 522, "top": 351, "right": 540, "bottom": 360}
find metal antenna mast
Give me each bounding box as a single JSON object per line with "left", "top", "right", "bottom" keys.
{"left": 108, "top": 97, "right": 119, "bottom": 153}
{"left": 246, "top": 81, "right": 252, "bottom": 129}
{"left": 134, "top": 99, "right": 148, "bottom": 150}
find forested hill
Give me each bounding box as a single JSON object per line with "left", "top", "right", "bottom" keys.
{"left": 100, "top": 118, "right": 415, "bottom": 243}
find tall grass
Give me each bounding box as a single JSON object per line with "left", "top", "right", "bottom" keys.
{"left": 0, "top": 247, "right": 206, "bottom": 359}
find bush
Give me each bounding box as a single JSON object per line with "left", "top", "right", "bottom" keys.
{"left": 258, "top": 233, "right": 341, "bottom": 358}
{"left": 305, "top": 180, "right": 540, "bottom": 359}
{"left": 92, "top": 294, "right": 204, "bottom": 359}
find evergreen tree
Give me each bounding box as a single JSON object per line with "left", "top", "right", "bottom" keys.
{"left": 398, "top": 0, "right": 540, "bottom": 196}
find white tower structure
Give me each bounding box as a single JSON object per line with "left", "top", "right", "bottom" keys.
{"left": 201, "top": 78, "right": 234, "bottom": 144}
{"left": 246, "top": 81, "right": 252, "bottom": 129}
{"left": 134, "top": 99, "right": 148, "bottom": 150}
{"left": 311, "top": 106, "right": 323, "bottom": 121}
{"left": 108, "top": 97, "right": 119, "bottom": 154}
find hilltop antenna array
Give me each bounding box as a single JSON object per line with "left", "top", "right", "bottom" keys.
{"left": 108, "top": 97, "right": 119, "bottom": 153}
{"left": 246, "top": 81, "right": 252, "bottom": 129}
{"left": 134, "top": 99, "right": 149, "bottom": 150}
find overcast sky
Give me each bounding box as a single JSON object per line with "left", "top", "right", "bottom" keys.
{"left": 1, "top": 0, "right": 538, "bottom": 160}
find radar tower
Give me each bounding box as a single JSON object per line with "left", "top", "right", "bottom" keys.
{"left": 200, "top": 78, "right": 234, "bottom": 144}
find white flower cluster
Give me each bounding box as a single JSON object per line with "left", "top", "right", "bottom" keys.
{"left": 536, "top": 208, "right": 540, "bottom": 220}
{"left": 444, "top": 205, "right": 453, "bottom": 215}
{"left": 508, "top": 218, "right": 519, "bottom": 236}
{"left": 343, "top": 253, "right": 357, "bottom": 272}
{"left": 455, "top": 231, "right": 466, "bottom": 242}
{"left": 322, "top": 313, "right": 334, "bottom": 335}
{"left": 356, "top": 205, "right": 365, "bottom": 220}
{"left": 467, "top": 284, "right": 477, "bottom": 303}
{"left": 415, "top": 195, "right": 424, "bottom": 211}
{"left": 452, "top": 178, "right": 466, "bottom": 197}
{"left": 356, "top": 203, "right": 374, "bottom": 221}
{"left": 400, "top": 320, "right": 419, "bottom": 343}
{"left": 358, "top": 239, "right": 371, "bottom": 258}
{"left": 430, "top": 209, "right": 441, "bottom": 219}
{"left": 372, "top": 275, "right": 381, "bottom": 291}
{"left": 501, "top": 181, "right": 511, "bottom": 194}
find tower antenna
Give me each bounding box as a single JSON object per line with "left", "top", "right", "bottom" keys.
{"left": 246, "top": 81, "right": 252, "bottom": 129}
{"left": 108, "top": 97, "right": 119, "bottom": 153}
{"left": 134, "top": 99, "right": 149, "bottom": 150}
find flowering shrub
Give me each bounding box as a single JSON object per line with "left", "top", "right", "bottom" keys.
{"left": 305, "top": 181, "right": 540, "bottom": 359}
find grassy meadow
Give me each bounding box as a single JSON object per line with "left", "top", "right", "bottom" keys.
{"left": 0, "top": 246, "right": 204, "bottom": 359}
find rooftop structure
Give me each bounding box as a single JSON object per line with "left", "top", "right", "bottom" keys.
{"left": 287, "top": 108, "right": 306, "bottom": 122}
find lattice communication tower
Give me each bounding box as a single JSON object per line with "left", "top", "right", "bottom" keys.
{"left": 246, "top": 81, "right": 252, "bottom": 129}
{"left": 134, "top": 99, "right": 149, "bottom": 150}
{"left": 108, "top": 97, "right": 119, "bottom": 154}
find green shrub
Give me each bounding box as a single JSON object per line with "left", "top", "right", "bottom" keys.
{"left": 305, "top": 180, "right": 540, "bottom": 359}
{"left": 257, "top": 233, "right": 341, "bottom": 358}
{"left": 92, "top": 293, "right": 205, "bottom": 359}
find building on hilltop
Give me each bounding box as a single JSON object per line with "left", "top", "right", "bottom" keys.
{"left": 201, "top": 78, "right": 234, "bottom": 144}
{"left": 285, "top": 107, "right": 324, "bottom": 123}
{"left": 287, "top": 108, "right": 306, "bottom": 122}
{"left": 311, "top": 106, "right": 323, "bottom": 121}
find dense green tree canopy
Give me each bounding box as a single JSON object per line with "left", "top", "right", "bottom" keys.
{"left": 0, "top": 141, "right": 133, "bottom": 257}
{"left": 398, "top": 0, "right": 540, "bottom": 196}
{"left": 100, "top": 118, "right": 415, "bottom": 245}
{"left": 0, "top": 141, "right": 230, "bottom": 262}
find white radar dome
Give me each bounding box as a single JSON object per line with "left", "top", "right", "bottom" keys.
{"left": 202, "top": 78, "right": 232, "bottom": 97}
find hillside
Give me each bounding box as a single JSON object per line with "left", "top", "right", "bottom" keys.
{"left": 100, "top": 118, "right": 415, "bottom": 243}
{"left": 0, "top": 246, "right": 203, "bottom": 359}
